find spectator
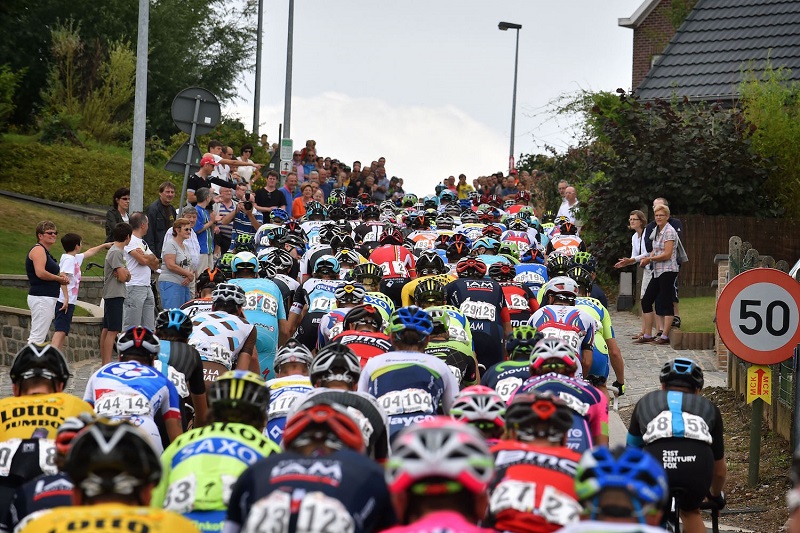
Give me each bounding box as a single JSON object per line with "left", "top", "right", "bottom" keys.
{"left": 291, "top": 150, "right": 304, "bottom": 181}
{"left": 228, "top": 184, "right": 263, "bottom": 251}
{"left": 557, "top": 186, "right": 580, "bottom": 224}
{"left": 101, "top": 223, "right": 132, "bottom": 364}
{"left": 280, "top": 172, "right": 300, "bottom": 208}
{"left": 186, "top": 156, "right": 217, "bottom": 205}
{"left": 254, "top": 170, "right": 286, "bottom": 215}
{"left": 260, "top": 134, "right": 269, "bottom": 150}
{"left": 292, "top": 183, "right": 315, "bottom": 219}
{"left": 312, "top": 188, "right": 325, "bottom": 203}
{"left": 444, "top": 175, "right": 457, "bottom": 193}
{"left": 194, "top": 188, "right": 221, "bottom": 275}
{"left": 26, "top": 221, "right": 69, "bottom": 344}
{"left": 501, "top": 175, "right": 518, "bottom": 200}
{"left": 159, "top": 218, "right": 195, "bottom": 309}
{"left": 373, "top": 167, "right": 390, "bottom": 202}
{"left": 456, "top": 173, "right": 474, "bottom": 199}
{"left": 53, "top": 233, "right": 111, "bottom": 350}
{"left": 207, "top": 140, "right": 262, "bottom": 182}
{"left": 123, "top": 212, "right": 159, "bottom": 331}
{"left": 163, "top": 207, "right": 201, "bottom": 290}
{"left": 300, "top": 139, "right": 316, "bottom": 161}
{"left": 104, "top": 188, "right": 130, "bottom": 242}
{"left": 302, "top": 149, "right": 317, "bottom": 176}
{"left": 214, "top": 185, "right": 236, "bottom": 256}
{"left": 236, "top": 143, "right": 257, "bottom": 185}
{"left": 144, "top": 181, "right": 177, "bottom": 259}
{"left": 615, "top": 209, "right": 650, "bottom": 338}
{"left": 643, "top": 197, "right": 684, "bottom": 332}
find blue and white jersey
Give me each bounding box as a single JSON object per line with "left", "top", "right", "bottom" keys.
{"left": 475, "top": 253, "right": 509, "bottom": 272}
{"left": 514, "top": 263, "right": 549, "bottom": 292}
{"left": 228, "top": 209, "right": 263, "bottom": 252}
{"left": 229, "top": 278, "right": 286, "bottom": 376}
{"left": 317, "top": 307, "right": 352, "bottom": 349}
{"left": 264, "top": 375, "right": 313, "bottom": 445}
{"left": 304, "top": 279, "right": 344, "bottom": 315}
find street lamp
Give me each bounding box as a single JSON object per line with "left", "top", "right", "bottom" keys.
{"left": 498, "top": 21, "right": 522, "bottom": 172}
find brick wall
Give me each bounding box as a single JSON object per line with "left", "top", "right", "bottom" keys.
{"left": 0, "top": 275, "right": 104, "bottom": 306}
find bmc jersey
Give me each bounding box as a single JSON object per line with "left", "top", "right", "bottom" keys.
{"left": 228, "top": 278, "right": 286, "bottom": 375}
{"left": 0, "top": 393, "right": 93, "bottom": 440}
{"left": 358, "top": 351, "right": 459, "bottom": 439}
{"left": 515, "top": 373, "right": 608, "bottom": 453}
{"left": 225, "top": 450, "right": 396, "bottom": 533}
{"left": 486, "top": 441, "right": 582, "bottom": 533}
{"left": 369, "top": 244, "right": 416, "bottom": 278}
{"left": 18, "top": 503, "right": 200, "bottom": 533}
{"left": 481, "top": 360, "right": 532, "bottom": 402}
{"left": 332, "top": 330, "right": 393, "bottom": 367}
{"left": 83, "top": 361, "right": 182, "bottom": 454}
{"left": 189, "top": 311, "right": 255, "bottom": 369}
{"left": 500, "top": 282, "right": 539, "bottom": 328}
{"left": 264, "top": 375, "right": 314, "bottom": 445}
{"left": 151, "top": 422, "right": 280, "bottom": 532}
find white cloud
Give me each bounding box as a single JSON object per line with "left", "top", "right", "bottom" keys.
{"left": 225, "top": 92, "right": 509, "bottom": 194}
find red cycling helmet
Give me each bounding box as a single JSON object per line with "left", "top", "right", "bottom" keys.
{"left": 456, "top": 257, "right": 488, "bottom": 278}
{"left": 283, "top": 404, "right": 365, "bottom": 453}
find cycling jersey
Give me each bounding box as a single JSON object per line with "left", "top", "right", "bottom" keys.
{"left": 527, "top": 305, "right": 595, "bottom": 376}
{"left": 264, "top": 375, "right": 314, "bottom": 445}
{"left": 515, "top": 372, "right": 608, "bottom": 453}
{"left": 3, "top": 472, "right": 72, "bottom": 533}
{"left": 151, "top": 422, "right": 280, "bottom": 532}
{"left": 180, "top": 297, "right": 213, "bottom": 319}
{"left": 299, "top": 243, "right": 333, "bottom": 281}
{"left": 272, "top": 273, "right": 299, "bottom": 316}
{"left": 224, "top": 449, "right": 396, "bottom": 533}
{"left": 369, "top": 244, "right": 416, "bottom": 278}
{"left": 555, "top": 522, "right": 668, "bottom": 533}
{"left": 189, "top": 311, "right": 255, "bottom": 371}
{"left": 575, "top": 297, "right": 615, "bottom": 383}
{"left": 424, "top": 339, "right": 479, "bottom": 387}
{"left": 0, "top": 393, "right": 93, "bottom": 440}
{"left": 317, "top": 306, "right": 355, "bottom": 349}
{"left": 354, "top": 221, "right": 386, "bottom": 243}
{"left": 17, "top": 503, "right": 200, "bottom": 533}
{"left": 157, "top": 340, "right": 206, "bottom": 427}
{"left": 401, "top": 273, "right": 456, "bottom": 307}
{"left": 500, "top": 282, "right": 539, "bottom": 328}
{"left": 455, "top": 223, "right": 486, "bottom": 242}
{"left": 382, "top": 510, "right": 495, "bottom": 533}
{"left": 83, "top": 361, "right": 182, "bottom": 454}
{"left": 486, "top": 441, "right": 582, "bottom": 533}
{"left": 546, "top": 235, "right": 586, "bottom": 256}
{"left": 481, "top": 360, "right": 531, "bottom": 402}
{"left": 358, "top": 351, "right": 459, "bottom": 439}
{"left": 332, "top": 330, "right": 393, "bottom": 367}
{"left": 501, "top": 229, "right": 535, "bottom": 254}
{"left": 428, "top": 305, "right": 473, "bottom": 347}
{"left": 364, "top": 292, "right": 395, "bottom": 324}
{"left": 291, "top": 279, "right": 344, "bottom": 351}
{"left": 0, "top": 438, "right": 57, "bottom": 517}
{"left": 228, "top": 278, "right": 286, "bottom": 377}
{"left": 514, "top": 263, "right": 549, "bottom": 293}
{"left": 445, "top": 278, "right": 509, "bottom": 368}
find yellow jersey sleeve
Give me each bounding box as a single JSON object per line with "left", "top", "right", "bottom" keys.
{"left": 0, "top": 393, "right": 94, "bottom": 440}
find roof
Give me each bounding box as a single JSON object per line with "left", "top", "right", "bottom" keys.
{"left": 618, "top": 0, "right": 663, "bottom": 28}
{"left": 635, "top": 0, "right": 800, "bottom": 101}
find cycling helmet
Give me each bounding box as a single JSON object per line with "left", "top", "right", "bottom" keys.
{"left": 459, "top": 210, "right": 478, "bottom": 223}
{"left": 280, "top": 232, "right": 306, "bottom": 255}
{"left": 529, "top": 337, "right": 580, "bottom": 373}
{"left": 65, "top": 418, "right": 162, "bottom": 500}
{"left": 310, "top": 342, "right": 361, "bottom": 386}
{"left": 507, "top": 218, "right": 529, "bottom": 232}
{"left": 231, "top": 251, "right": 259, "bottom": 273}
{"left": 505, "top": 391, "right": 574, "bottom": 443}
{"left": 266, "top": 226, "right": 288, "bottom": 246}
{"left": 482, "top": 225, "right": 503, "bottom": 239}
{"left": 328, "top": 206, "right": 347, "bottom": 221}
{"left": 270, "top": 208, "right": 289, "bottom": 223}
{"left": 283, "top": 403, "right": 365, "bottom": 453}
{"left": 379, "top": 199, "right": 397, "bottom": 212}
{"left": 379, "top": 226, "right": 404, "bottom": 245}
{"left": 541, "top": 210, "right": 555, "bottom": 224}
{"left": 558, "top": 221, "right": 578, "bottom": 235}
{"left": 314, "top": 255, "right": 341, "bottom": 276}
{"left": 505, "top": 326, "right": 544, "bottom": 361}
{"left": 343, "top": 304, "right": 384, "bottom": 331}
{"left": 10, "top": 343, "right": 71, "bottom": 386}
{"left": 547, "top": 254, "right": 574, "bottom": 277}
{"left": 503, "top": 199, "right": 515, "bottom": 210}
{"left": 423, "top": 195, "right": 440, "bottom": 209}
{"left": 450, "top": 385, "right": 506, "bottom": 438}
{"left": 575, "top": 446, "right": 669, "bottom": 521}
{"left": 402, "top": 194, "right": 418, "bottom": 208}
{"left": 516, "top": 191, "right": 531, "bottom": 203}
{"left": 542, "top": 276, "right": 579, "bottom": 304}
{"left": 439, "top": 190, "right": 457, "bottom": 204}
{"left": 471, "top": 237, "right": 499, "bottom": 255}
{"left": 328, "top": 191, "right": 345, "bottom": 205}
{"left": 455, "top": 257, "right": 487, "bottom": 279}
{"left": 568, "top": 266, "right": 594, "bottom": 293}
{"left": 572, "top": 251, "right": 598, "bottom": 272}
{"left": 413, "top": 278, "right": 446, "bottom": 307}
{"left": 436, "top": 215, "right": 455, "bottom": 230}
{"left": 444, "top": 203, "right": 462, "bottom": 217}
{"left": 427, "top": 307, "right": 451, "bottom": 335}
{"left": 416, "top": 250, "right": 447, "bottom": 276}
{"left": 196, "top": 267, "right": 227, "bottom": 292}
{"left": 267, "top": 248, "right": 296, "bottom": 275}
{"left": 446, "top": 241, "right": 470, "bottom": 261}
{"left": 330, "top": 235, "right": 356, "bottom": 252}
{"left": 306, "top": 202, "right": 328, "bottom": 220}
{"left": 208, "top": 370, "right": 270, "bottom": 413}
{"left": 334, "top": 282, "right": 366, "bottom": 305}
{"left": 215, "top": 252, "right": 236, "bottom": 277}
{"left": 284, "top": 219, "right": 305, "bottom": 234}
{"left": 345, "top": 206, "right": 361, "bottom": 221}
{"left": 55, "top": 412, "right": 96, "bottom": 457}
{"left": 257, "top": 255, "right": 277, "bottom": 279}
{"left": 387, "top": 306, "right": 434, "bottom": 337}
{"left": 335, "top": 249, "right": 361, "bottom": 268}
{"left": 155, "top": 309, "right": 193, "bottom": 339}
{"left": 488, "top": 262, "right": 516, "bottom": 282}
{"left": 361, "top": 204, "right": 381, "bottom": 221}
{"left": 553, "top": 215, "right": 570, "bottom": 227}
{"left": 497, "top": 242, "right": 520, "bottom": 263}
{"left": 659, "top": 357, "right": 704, "bottom": 390}
{"left": 274, "top": 339, "right": 314, "bottom": 370}
{"left": 350, "top": 262, "right": 383, "bottom": 285}
{"left": 116, "top": 327, "right": 160, "bottom": 358}
{"left": 386, "top": 417, "right": 494, "bottom": 495}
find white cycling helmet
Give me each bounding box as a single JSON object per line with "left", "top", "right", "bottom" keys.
{"left": 211, "top": 283, "right": 246, "bottom": 306}
{"left": 542, "top": 276, "right": 579, "bottom": 303}
{"left": 274, "top": 339, "right": 314, "bottom": 370}
{"left": 529, "top": 337, "right": 580, "bottom": 372}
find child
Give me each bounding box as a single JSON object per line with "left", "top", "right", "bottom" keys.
{"left": 101, "top": 223, "right": 132, "bottom": 365}
{"left": 53, "top": 233, "right": 112, "bottom": 350}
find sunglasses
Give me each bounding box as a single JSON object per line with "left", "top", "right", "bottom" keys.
{"left": 44, "top": 231, "right": 58, "bottom": 236}
{"left": 120, "top": 197, "right": 131, "bottom": 201}
{"left": 242, "top": 149, "right": 252, "bottom": 153}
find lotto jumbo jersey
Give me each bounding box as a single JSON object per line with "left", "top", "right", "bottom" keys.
{"left": 18, "top": 503, "right": 200, "bottom": 533}
{"left": 0, "top": 393, "right": 93, "bottom": 440}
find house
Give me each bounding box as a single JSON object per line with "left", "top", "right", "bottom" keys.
{"left": 621, "top": 0, "right": 800, "bottom": 102}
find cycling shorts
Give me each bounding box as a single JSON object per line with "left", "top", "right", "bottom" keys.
{"left": 296, "top": 311, "right": 324, "bottom": 352}
{"left": 470, "top": 321, "right": 505, "bottom": 368}
{"left": 645, "top": 438, "right": 714, "bottom": 511}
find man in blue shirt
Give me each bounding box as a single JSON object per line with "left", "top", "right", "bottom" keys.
{"left": 194, "top": 188, "right": 220, "bottom": 274}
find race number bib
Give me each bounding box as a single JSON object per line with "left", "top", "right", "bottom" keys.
{"left": 163, "top": 473, "right": 196, "bottom": 514}
{"left": 495, "top": 377, "right": 523, "bottom": 402}
{"left": 515, "top": 271, "right": 546, "bottom": 286}
{"left": 262, "top": 294, "right": 279, "bottom": 316}
{"left": 193, "top": 341, "right": 234, "bottom": 369}
{"left": 39, "top": 440, "right": 57, "bottom": 475}
{"left": 643, "top": 410, "right": 712, "bottom": 444}
{"left": 268, "top": 391, "right": 304, "bottom": 420}
{"left": 489, "top": 480, "right": 536, "bottom": 514}
{"left": 541, "top": 327, "right": 581, "bottom": 352}
{"left": 447, "top": 365, "right": 464, "bottom": 384}
{"left": 244, "top": 490, "right": 291, "bottom": 533}
{"left": 460, "top": 300, "right": 497, "bottom": 321}
{"left": 448, "top": 324, "right": 469, "bottom": 344}
{"left": 380, "top": 260, "right": 408, "bottom": 277}
{"left": 509, "top": 294, "right": 530, "bottom": 311}
{"left": 95, "top": 391, "right": 152, "bottom": 417}
{"left": 379, "top": 389, "right": 434, "bottom": 416}
{"left": 539, "top": 485, "right": 581, "bottom": 525}
{"left": 297, "top": 492, "right": 355, "bottom": 533}
{"left": 165, "top": 365, "right": 190, "bottom": 398}
{"left": 0, "top": 440, "right": 22, "bottom": 477}
{"left": 310, "top": 297, "right": 335, "bottom": 312}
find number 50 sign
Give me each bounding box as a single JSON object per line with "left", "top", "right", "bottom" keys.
{"left": 717, "top": 268, "right": 800, "bottom": 365}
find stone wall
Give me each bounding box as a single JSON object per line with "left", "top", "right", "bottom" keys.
{"left": 0, "top": 275, "right": 104, "bottom": 305}
{"left": 0, "top": 306, "right": 102, "bottom": 365}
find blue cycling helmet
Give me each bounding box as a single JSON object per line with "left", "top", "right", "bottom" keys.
{"left": 575, "top": 446, "right": 669, "bottom": 523}
{"left": 458, "top": 199, "right": 473, "bottom": 211}
{"left": 270, "top": 208, "right": 289, "bottom": 223}
{"left": 314, "top": 255, "right": 341, "bottom": 276}
{"left": 439, "top": 190, "right": 457, "bottom": 203}
{"left": 388, "top": 306, "right": 433, "bottom": 338}
{"left": 231, "top": 251, "right": 259, "bottom": 273}
{"left": 659, "top": 357, "right": 704, "bottom": 390}
{"left": 423, "top": 195, "right": 440, "bottom": 209}
{"left": 155, "top": 308, "right": 193, "bottom": 339}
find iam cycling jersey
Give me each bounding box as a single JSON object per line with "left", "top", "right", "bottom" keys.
{"left": 514, "top": 372, "right": 608, "bottom": 453}
{"left": 151, "top": 422, "right": 280, "bottom": 533}
{"left": 424, "top": 339, "right": 479, "bottom": 388}
{"left": 401, "top": 273, "right": 456, "bottom": 307}
{"left": 180, "top": 297, "right": 213, "bottom": 319}
{"left": 485, "top": 441, "right": 582, "bottom": 533}
{"left": 515, "top": 263, "right": 549, "bottom": 293}
{"left": 17, "top": 503, "right": 200, "bottom": 533}
{"left": 228, "top": 278, "right": 286, "bottom": 376}
{"left": 264, "top": 375, "right": 314, "bottom": 445}
{"left": 0, "top": 438, "right": 57, "bottom": 516}
{"left": 83, "top": 361, "right": 182, "bottom": 454}
{"left": 501, "top": 282, "right": 539, "bottom": 328}
{"left": 224, "top": 449, "right": 396, "bottom": 533}
{"left": 0, "top": 393, "right": 93, "bottom": 440}
{"left": 358, "top": 351, "right": 459, "bottom": 440}
{"left": 332, "top": 329, "right": 393, "bottom": 367}
{"left": 575, "top": 296, "right": 615, "bottom": 383}
{"left": 189, "top": 311, "right": 255, "bottom": 371}
{"left": 527, "top": 305, "right": 595, "bottom": 377}
{"left": 383, "top": 510, "right": 495, "bottom": 533}
{"left": 369, "top": 244, "right": 416, "bottom": 279}
{"left": 445, "top": 278, "right": 509, "bottom": 368}
{"left": 3, "top": 472, "right": 72, "bottom": 533}
{"left": 481, "top": 360, "right": 532, "bottom": 402}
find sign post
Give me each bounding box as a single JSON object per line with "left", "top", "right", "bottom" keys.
{"left": 716, "top": 268, "right": 800, "bottom": 486}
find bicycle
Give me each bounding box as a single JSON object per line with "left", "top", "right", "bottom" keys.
{"left": 662, "top": 488, "right": 723, "bottom": 533}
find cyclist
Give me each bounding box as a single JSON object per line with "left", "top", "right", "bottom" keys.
{"left": 568, "top": 446, "right": 669, "bottom": 531}
{"left": 155, "top": 308, "right": 207, "bottom": 430}
{"left": 489, "top": 261, "right": 539, "bottom": 328}
{"left": 19, "top": 419, "right": 199, "bottom": 532}
{"left": 450, "top": 385, "right": 506, "bottom": 443}
{"left": 384, "top": 418, "right": 495, "bottom": 532}
{"left": 310, "top": 342, "right": 362, "bottom": 391}
{"left": 224, "top": 403, "right": 396, "bottom": 533}
{"left": 349, "top": 262, "right": 383, "bottom": 293}
{"left": 546, "top": 221, "right": 586, "bottom": 256}
{"left": 481, "top": 326, "right": 543, "bottom": 401}
{"left": 181, "top": 266, "right": 227, "bottom": 318}
{"left": 189, "top": 283, "right": 257, "bottom": 377}
{"left": 151, "top": 371, "right": 280, "bottom": 532}
{"left": 260, "top": 247, "right": 299, "bottom": 313}
{"left": 264, "top": 340, "right": 314, "bottom": 444}
{"left": 424, "top": 307, "right": 479, "bottom": 388}
{"left": 445, "top": 257, "right": 511, "bottom": 368}
{"left": 317, "top": 281, "right": 367, "bottom": 348}
{"left": 83, "top": 327, "right": 183, "bottom": 453}
{"left": 400, "top": 250, "right": 454, "bottom": 306}
{"left": 0, "top": 343, "right": 92, "bottom": 440}
{"left": 288, "top": 255, "right": 344, "bottom": 351}
{"left": 627, "top": 358, "right": 726, "bottom": 533}
{"left": 369, "top": 226, "right": 417, "bottom": 308}
{"left": 331, "top": 304, "right": 392, "bottom": 366}
{"left": 514, "top": 337, "right": 608, "bottom": 452}
{"left": 485, "top": 391, "right": 582, "bottom": 533}
{"left": 358, "top": 306, "right": 459, "bottom": 439}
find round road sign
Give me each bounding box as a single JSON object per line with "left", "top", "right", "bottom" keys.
{"left": 171, "top": 87, "right": 221, "bottom": 136}
{"left": 716, "top": 268, "right": 800, "bottom": 365}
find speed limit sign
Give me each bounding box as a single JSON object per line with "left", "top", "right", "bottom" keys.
{"left": 716, "top": 268, "right": 800, "bottom": 365}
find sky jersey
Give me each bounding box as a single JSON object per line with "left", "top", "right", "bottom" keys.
{"left": 264, "top": 375, "right": 314, "bottom": 445}
{"left": 2, "top": 472, "right": 73, "bottom": 533}
{"left": 189, "top": 311, "right": 255, "bottom": 370}
{"left": 228, "top": 278, "right": 286, "bottom": 376}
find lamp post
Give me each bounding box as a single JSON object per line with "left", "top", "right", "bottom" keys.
{"left": 283, "top": 0, "right": 295, "bottom": 139}
{"left": 498, "top": 21, "right": 521, "bottom": 172}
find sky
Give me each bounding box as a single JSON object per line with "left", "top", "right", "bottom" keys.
{"left": 224, "top": 0, "right": 644, "bottom": 193}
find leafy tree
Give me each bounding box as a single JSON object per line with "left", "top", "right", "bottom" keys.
{"left": 0, "top": 65, "right": 24, "bottom": 131}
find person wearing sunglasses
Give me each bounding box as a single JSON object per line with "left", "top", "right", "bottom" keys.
{"left": 26, "top": 221, "right": 69, "bottom": 344}
{"left": 105, "top": 187, "right": 130, "bottom": 242}
{"left": 236, "top": 143, "right": 256, "bottom": 185}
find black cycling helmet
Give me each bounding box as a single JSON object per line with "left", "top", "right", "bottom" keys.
{"left": 362, "top": 204, "right": 381, "bottom": 221}
{"left": 547, "top": 254, "right": 574, "bottom": 278}
{"left": 10, "top": 343, "right": 71, "bottom": 387}
{"left": 416, "top": 250, "right": 447, "bottom": 276}
{"left": 267, "top": 248, "right": 296, "bottom": 275}
{"left": 155, "top": 309, "right": 193, "bottom": 340}
{"left": 215, "top": 252, "right": 236, "bottom": 277}
{"left": 350, "top": 262, "right": 383, "bottom": 286}
{"left": 558, "top": 221, "right": 578, "bottom": 236}
{"left": 414, "top": 278, "right": 446, "bottom": 308}
{"left": 505, "top": 391, "right": 574, "bottom": 443}
{"left": 488, "top": 262, "right": 516, "bottom": 282}
{"left": 208, "top": 370, "right": 270, "bottom": 414}
{"left": 330, "top": 234, "right": 356, "bottom": 253}
{"left": 116, "top": 327, "right": 160, "bottom": 359}
{"left": 343, "top": 304, "right": 384, "bottom": 332}
{"left": 197, "top": 267, "right": 228, "bottom": 292}
{"left": 567, "top": 265, "right": 594, "bottom": 293}
{"left": 660, "top": 357, "right": 704, "bottom": 390}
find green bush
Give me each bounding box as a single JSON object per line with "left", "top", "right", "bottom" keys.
{"left": 0, "top": 65, "right": 24, "bottom": 132}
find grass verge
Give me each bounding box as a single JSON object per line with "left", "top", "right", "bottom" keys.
{"left": 678, "top": 296, "right": 715, "bottom": 333}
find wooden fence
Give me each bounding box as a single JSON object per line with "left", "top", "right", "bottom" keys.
{"left": 675, "top": 215, "right": 800, "bottom": 287}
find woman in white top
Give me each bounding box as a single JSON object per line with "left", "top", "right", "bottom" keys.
{"left": 614, "top": 209, "right": 649, "bottom": 338}
{"left": 236, "top": 143, "right": 256, "bottom": 185}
